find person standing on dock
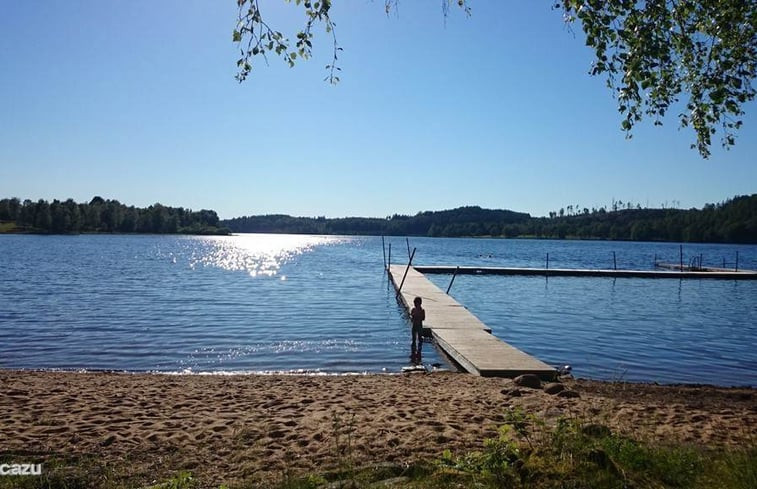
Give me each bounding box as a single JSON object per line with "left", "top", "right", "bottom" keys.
{"left": 410, "top": 296, "right": 425, "bottom": 364}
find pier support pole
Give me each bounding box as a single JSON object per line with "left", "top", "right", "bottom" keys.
{"left": 388, "top": 243, "right": 391, "bottom": 268}
{"left": 613, "top": 251, "right": 617, "bottom": 271}
{"left": 406, "top": 237, "right": 411, "bottom": 260}
{"left": 680, "top": 245, "right": 684, "bottom": 272}
{"left": 396, "top": 247, "right": 416, "bottom": 299}
{"left": 446, "top": 266, "right": 460, "bottom": 294}
{"left": 381, "top": 236, "right": 387, "bottom": 271}
{"left": 736, "top": 251, "right": 739, "bottom": 272}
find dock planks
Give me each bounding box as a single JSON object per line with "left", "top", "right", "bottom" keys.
{"left": 388, "top": 265, "right": 556, "bottom": 378}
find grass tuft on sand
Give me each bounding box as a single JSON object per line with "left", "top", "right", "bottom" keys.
{"left": 267, "top": 408, "right": 755, "bottom": 489}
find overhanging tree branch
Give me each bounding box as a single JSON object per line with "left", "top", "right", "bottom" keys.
{"left": 233, "top": 0, "right": 756, "bottom": 158}
{"left": 561, "top": 0, "right": 757, "bottom": 158}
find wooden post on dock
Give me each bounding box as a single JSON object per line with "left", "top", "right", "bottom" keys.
{"left": 406, "top": 237, "right": 411, "bottom": 260}
{"left": 381, "top": 236, "right": 387, "bottom": 271}
{"left": 388, "top": 243, "right": 391, "bottom": 268}
{"left": 680, "top": 245, "right": 684, "bottom": 272}
{"left": 736, "top": 251, "right": 739, "bottom": 272}
{"left": 446, "top": 266, "right": 460, "bottom": 294}
{"left": 546, "top": 253, "right": 549, "bottom": 277}
{"left": 613, "top": 251, "right": 617, "bottom": 271}
{"left": 395, "top": 247, "right": 416, "bottom": 298}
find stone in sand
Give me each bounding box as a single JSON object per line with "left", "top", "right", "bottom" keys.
{"left": 544, "top": 382, "right": 566, "bottom": 395}
{"left": 557, "top": 389, "right": 581, "bottom": 398}
{"left": 513, "top": 374, "right": 542, "bottom": 389}
{"left": 100, "top": 435, "right": 116, "bottom": 447}
{"left": 500, "top": 388, "right": 522, "bottom": 397}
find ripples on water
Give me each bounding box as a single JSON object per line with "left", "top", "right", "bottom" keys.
{"left": 0, "top": 234, "right": 441, "bottom": 374}
{"left": 0, "top": 234, "right": 755, "bottom": 385}
{"left": 426, "top": 274, "right": 757, "bottom": 386}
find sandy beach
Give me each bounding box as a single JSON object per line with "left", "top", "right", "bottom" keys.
{"left": 1, "top": 370, "right": 754, "bottom": 487}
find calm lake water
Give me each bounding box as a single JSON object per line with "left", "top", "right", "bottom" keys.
{"left": 1, "top": 234, "right": 755, "bottom": 386}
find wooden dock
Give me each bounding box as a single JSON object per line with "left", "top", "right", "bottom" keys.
{"left": 388, "top": 265, "right": 556, "bottom": 378}
{"left": 413, "top": 265, "right": 757, "bottom": 280}
{"left": 654, "top": 262, "right": 749, "bottom": 273}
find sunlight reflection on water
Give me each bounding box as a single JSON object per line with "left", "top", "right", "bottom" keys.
{"left": 188, "top": 234, "right": 344, "bottom": 277}
{"left": 186, "top": 339, "right": 361, "bottom": 365}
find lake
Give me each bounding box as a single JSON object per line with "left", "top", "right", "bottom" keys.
{"left": 1, "top": 234, "right": 755, "bottom": 386}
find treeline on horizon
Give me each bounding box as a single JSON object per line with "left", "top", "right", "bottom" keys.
{"left": 223, "top": 194, "right": 757, "bottom": 244}
{"left": 0, "top": 196, "right": 229, "bottom": 235}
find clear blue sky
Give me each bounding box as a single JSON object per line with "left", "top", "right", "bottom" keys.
{"left": 2, "top": 1, "right": 755, "bottom": 219}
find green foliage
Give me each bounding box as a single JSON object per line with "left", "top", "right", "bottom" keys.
{"left": 145, "top": 471, "right": 197, "bottom": 489}
{"left": 233, "top": 1, "right": 756, "bottom": 158}
{"left": 531, "top": 194, "right": 757, "bottom": 243}
{"left": 431, "top": 407, "right": 755, "bottom": 489}
{"left": 222, "top": 194, "right": 757, "bottom": 244}
{"left": 223, "top": 205, "right": 530, "bottom": 237}
{"left": 561, "top": 0, "right": 757, "bottom": 158}
{"left": 601, "top": 435, "right": 702, "bottom": 487}
{"left": 0, "top": 196, "right": 230, "bottom": 235}
{"left": 0, "top": 221, "right": 17, "bottom": 232}
{"left": 258, "top": 474, "right": 326, "bottom": 489}
{"left": 234, "top": 0, "right": 340, "bottom": 83}
{"left": 330, "top": 410, "right": 357, "bottom": 480}
{"left": 703, "top": 445, "right": 757, "bottom": 489}
{"left": 233, "top": 1, "right": 469, "bottom": 84}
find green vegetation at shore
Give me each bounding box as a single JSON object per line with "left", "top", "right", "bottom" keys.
{"left": 223, "top": 194, "right": 757, "bottom": 244}
{"left": 0, "top": 196, "right": 230, "bottom": 235}
{"left": 2, "top": 409, "right": 754, "bottom": 489}
{"left": 4, "top": 194, "right": 755, "bottom": 243}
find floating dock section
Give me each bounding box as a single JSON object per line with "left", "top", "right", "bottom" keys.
{"left": 388, "top": 265, "right": 556, "bottom": 378}
{"left": 414, "top": 265, "right": 757, "bottom": 280}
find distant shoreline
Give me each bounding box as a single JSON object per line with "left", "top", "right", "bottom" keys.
{"left": 0, "top": 224, "right": 230, "bottom": 236}
{"left": 3, "top": 194, "right": 755, "bottom": 243}
{"left": 221, "top": 194, "right": 757, "bottom": 244}
{"left": 3, "top": 228, "right": 757, "bottom": 245}
{"left": 0, "top": 197, "right": 229, "bottom": 235}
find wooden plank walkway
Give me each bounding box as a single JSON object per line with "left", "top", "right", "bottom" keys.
{"left": 654, "top": 262, "right": 747, "bottom": 273}
{"left": 388, "top": 265, "right": 556, "bottom": 378}
{"left": 414, "top": 265, "right": 757, "bottom": 280}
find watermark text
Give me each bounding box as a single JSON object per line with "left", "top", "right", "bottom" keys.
{"left": 0, "top": 463, "right": 43, "bottom": 476}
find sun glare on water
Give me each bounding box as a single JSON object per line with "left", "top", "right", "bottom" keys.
{"left": 189, "top": 233, "right": 341, "bottom": 277}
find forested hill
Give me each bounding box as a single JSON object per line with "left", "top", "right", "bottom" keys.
{"left": 0, "top": 197, "right": 230, "bottom": 235}
{"left": 4, "top": 195, "right": 754, "bottom": 243}
{"left": 223, "top": 195, "right": 757, "bottom": 244}
{"left": 518, "top": 194, "right": 757, "bottom": 244}
{"left": 223, "top": 206, "right": 531, "bottom": 238}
